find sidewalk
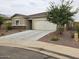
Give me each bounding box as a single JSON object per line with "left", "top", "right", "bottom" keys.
{"left": 0, "top": 39, "right": 79, "bottom": 58}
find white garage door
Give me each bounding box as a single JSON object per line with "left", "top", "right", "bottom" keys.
{"left": 32, "top": 18, "right": 57, "bottom": 31}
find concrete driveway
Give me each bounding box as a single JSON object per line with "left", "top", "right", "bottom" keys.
{"left": 0, "top": 30, "right": 52, "bottom": 41}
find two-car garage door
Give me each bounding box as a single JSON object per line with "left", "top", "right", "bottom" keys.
{"left": 32, "top": 18, "right": 57, "bottom": 31}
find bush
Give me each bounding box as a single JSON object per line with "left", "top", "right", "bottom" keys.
{"left": 0, "top": 33, "right": 5, "bottom": 36}
{"left": 4, "top": 22, "right": 12, "bottom": 30}
{"left": 51, "top": 36, "right": 60, "bottom": 41}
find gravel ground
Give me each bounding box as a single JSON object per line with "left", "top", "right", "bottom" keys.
{"left": 0, "top": 29, "right": 24, "bottom": 36}
{"left": 39, "top": 31, "right": 79, "bottom": 48}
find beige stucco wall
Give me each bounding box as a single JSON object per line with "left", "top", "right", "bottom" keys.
{"left": 32, "top": 17, "right": 57, "bottom": 31}
{"left": 12, "top": 16, "right": 27, "bottom": 26}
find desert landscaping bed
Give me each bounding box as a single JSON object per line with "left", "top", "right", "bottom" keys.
{"left": 39, "top": 31, "right": 79, "bottom": 48}
{"left": 0, "top": 29, "right": 25, "bottom": 36}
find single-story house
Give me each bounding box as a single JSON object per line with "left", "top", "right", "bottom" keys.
{"left": 11, "top": 12, "right": 57, "bottom": 31}
{"left": 11, "top": 14, "right": 31, "bottom": 30}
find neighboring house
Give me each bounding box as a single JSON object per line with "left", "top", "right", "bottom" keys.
{"left": 0, "top": 14, "right": 11, "bottom": 23}
{"left": 4, "top": 17, "right": 11, "bottom": 23}
{"left": 0, "top": 14, "right": 11, "bottom": 30}
{"left": 11, "top": 12, "right": 57, "bottom": 31}
{"left": 73, "top": 20, "right": 79, "bottom": 28}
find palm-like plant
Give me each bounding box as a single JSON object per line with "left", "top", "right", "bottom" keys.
{"left": 47, "top": 0, "right": 78, "bottom": 32}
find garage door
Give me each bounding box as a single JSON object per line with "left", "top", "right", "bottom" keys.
{"left": 32, "top": 18, "right": 57, "bottom": 31}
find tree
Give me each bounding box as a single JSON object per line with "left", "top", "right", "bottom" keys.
{"left": 0, "top": 16, "right": 4, "bottom": 29}
{"left": 47, "top": 0, "right": 78, "bottom": 32}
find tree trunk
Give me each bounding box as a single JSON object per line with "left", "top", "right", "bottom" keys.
{"left": 0, "top": 25, "right": 2, "bottom": 34}
{"left": 57, "top": 24, "right": 64, "bottom": 35}
{"left": 0, "top": 25, "right": 1, "bottom": 29}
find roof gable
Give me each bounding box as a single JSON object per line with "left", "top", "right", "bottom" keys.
{"left": 11, "top": 14, "right": 28, "bottom": 19}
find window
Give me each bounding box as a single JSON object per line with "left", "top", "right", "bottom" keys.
{"left": 16, "top": 20, "right": 19, "bottom": 25}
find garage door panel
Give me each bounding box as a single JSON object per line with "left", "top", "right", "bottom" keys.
{"left": 32, "top": 20, "right": 57, "bottom": 31}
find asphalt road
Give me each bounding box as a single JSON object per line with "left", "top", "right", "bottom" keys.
{"left": 0, "top": 46, "right": 55, "bottom": 59}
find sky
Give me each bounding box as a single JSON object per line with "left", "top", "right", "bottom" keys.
{"left": 0, "top": 0, "right": 79, "bottom": 20}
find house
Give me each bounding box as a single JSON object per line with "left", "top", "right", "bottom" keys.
{"left": 11, "top": 12, "right": 57, "bottom": 31}
{"left": 11, "top": 14, "right": 31, "bottom": 30}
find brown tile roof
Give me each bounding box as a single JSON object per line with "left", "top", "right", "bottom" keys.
{"left": 11, "top": 12, "right": 47, "bottom": 20}
{"left": 28, "top": 12, "right": 47, "bottom": 19}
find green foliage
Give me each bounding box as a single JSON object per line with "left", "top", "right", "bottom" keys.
{"left": 47, "top": 0, "right": 78, "bottom": 29}
{"left": 4, "top": 22, "right": 12, "bottom": 30}
{"left": 0, "top": 16, "right": 4, "bottom": 26}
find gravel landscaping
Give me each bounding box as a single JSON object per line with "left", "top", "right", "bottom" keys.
{"left": 0, "top": 29, "right": 25, "bottom": 36}
{"left": 39, "top": 31, "right": 79, "bottom": 48}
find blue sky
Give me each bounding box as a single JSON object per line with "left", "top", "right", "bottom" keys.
{"left": 0, "top": 0, "right": 79, "bottom": 20}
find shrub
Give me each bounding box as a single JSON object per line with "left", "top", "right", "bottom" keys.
{"left": 51, "top": 36, "right": 60, "bottom": 41}
{"left": 0, "top": 33, "right": 5, "bottom": 36}
{"left": 4, "top": 22, "right": 12, "bottom": 30}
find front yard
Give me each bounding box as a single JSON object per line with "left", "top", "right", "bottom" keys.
{"left": 39, "top": 31, "right": 79, "bottom": 48}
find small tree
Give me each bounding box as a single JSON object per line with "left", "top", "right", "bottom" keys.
{"left": 0, "top": 16, "right": 4, "bottom": 29}
{"left": 47, "top": 0, "right": 78, "bottom": 32}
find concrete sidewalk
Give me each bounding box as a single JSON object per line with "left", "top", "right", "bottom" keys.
{"left": 0, "top": 39, "right": 79, "bottom": 59}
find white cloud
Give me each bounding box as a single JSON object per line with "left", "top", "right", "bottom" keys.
{"left": 0, "top": 0, "right": 49, "bottom": 16}
{"left": 0, "top": 0, "right": 79, "bottom": 20}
